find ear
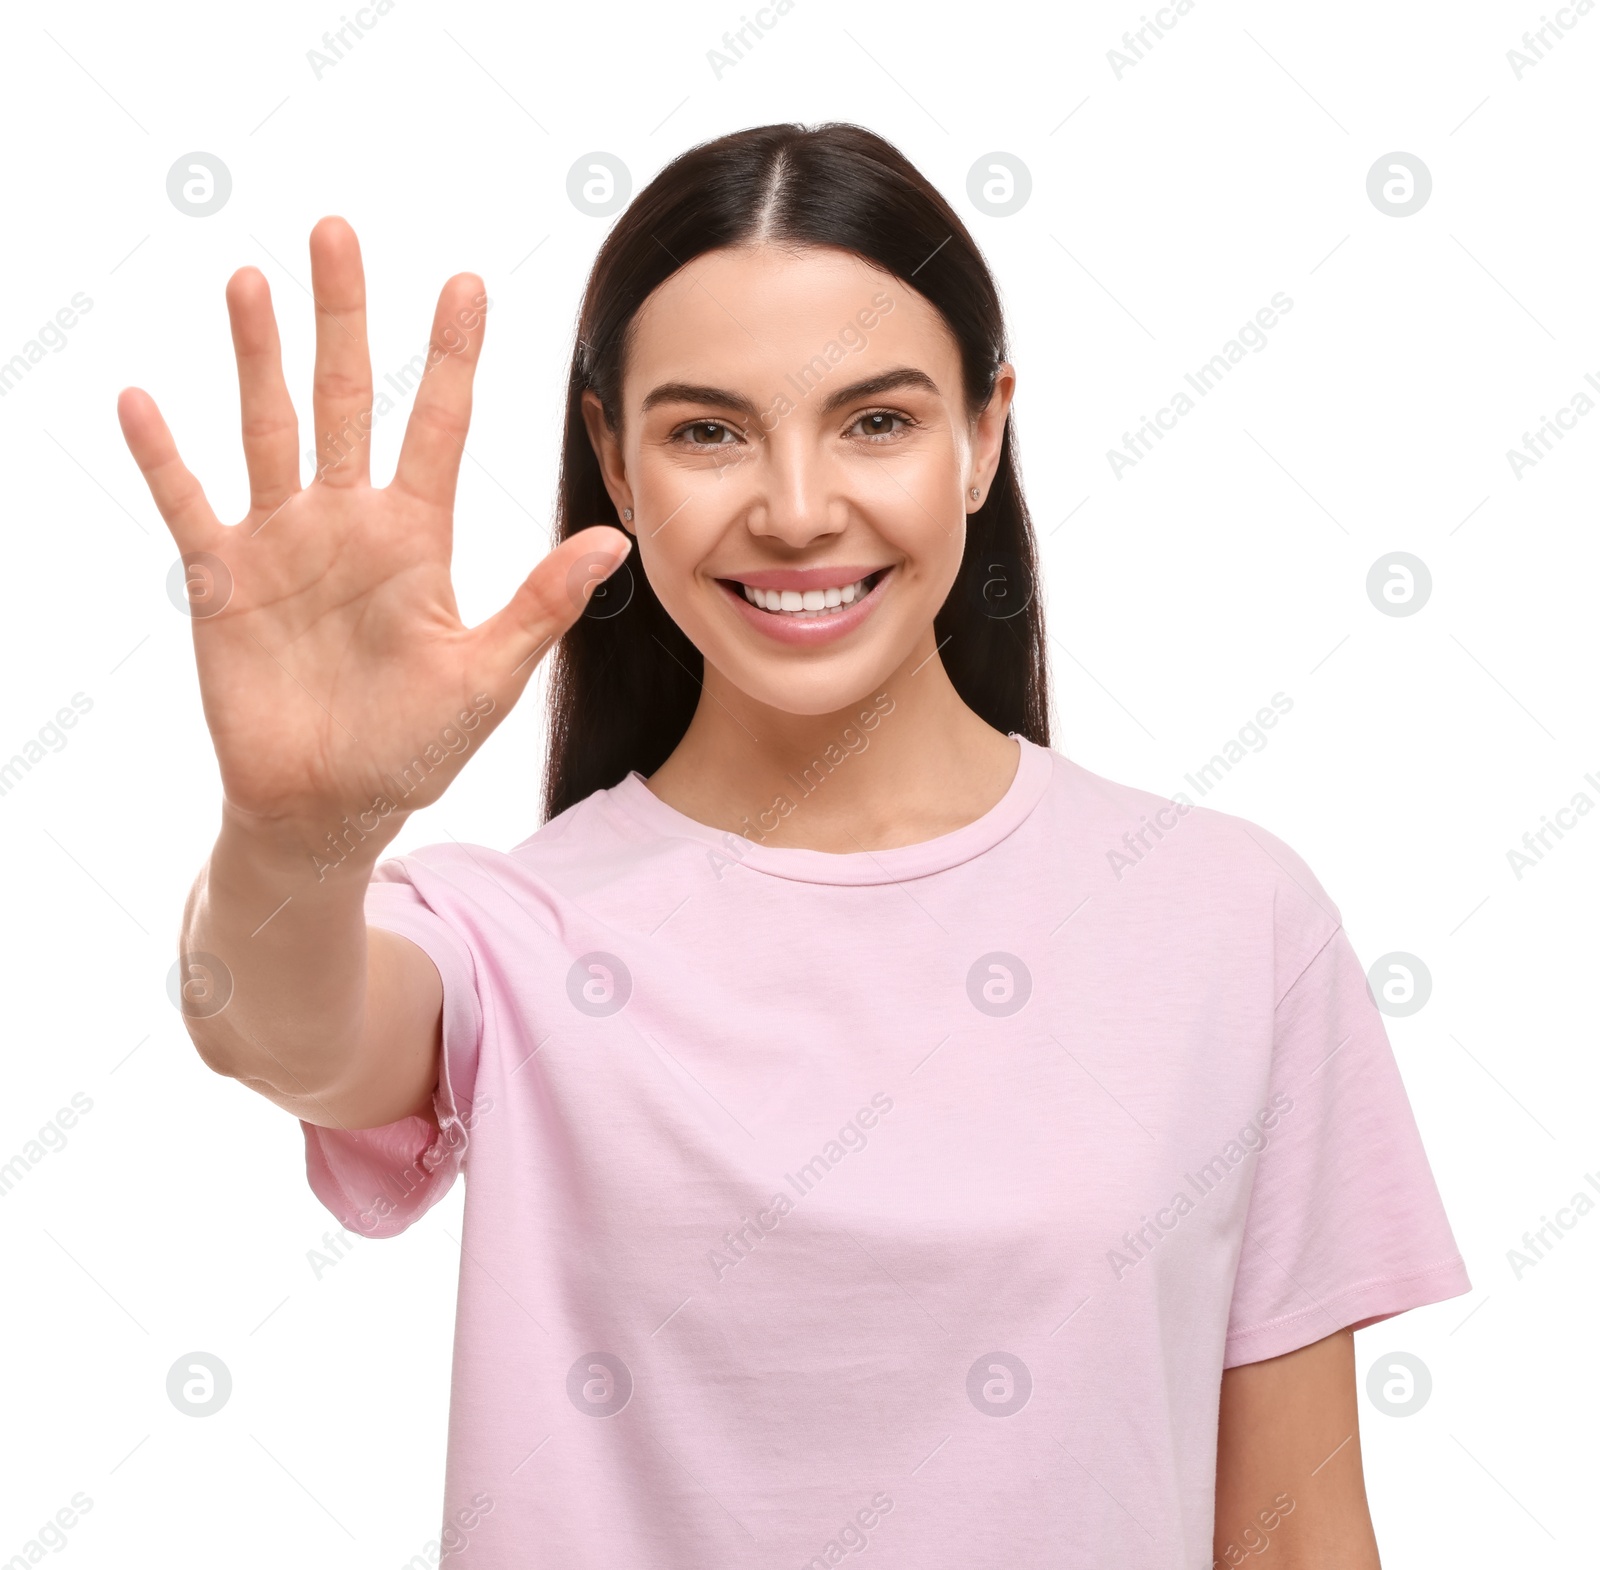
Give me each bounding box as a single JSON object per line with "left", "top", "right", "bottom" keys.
{"left": 967, "top": 361, "right": 1016, "bottom": 510}
{"left": 580, "top": 389, "right": 636, "bottom": 533}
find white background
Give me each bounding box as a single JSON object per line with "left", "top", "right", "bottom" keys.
{"left": 1, "top": 0, "right": 1594, "bottom": 1563}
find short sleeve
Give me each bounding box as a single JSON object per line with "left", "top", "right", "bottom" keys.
{"left": 299, "top": 855, "right": 484, "bottom": 1242}
{"left": 1223, "top": 923, "right": 1471, "bottom": 1367}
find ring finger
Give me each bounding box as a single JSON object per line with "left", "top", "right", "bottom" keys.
{"left": 226, "top": 266, "right": 300, "bottom": 516}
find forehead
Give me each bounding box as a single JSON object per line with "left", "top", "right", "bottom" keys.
{"left": 621, "top": 242, "right": 961, "bottom": 396}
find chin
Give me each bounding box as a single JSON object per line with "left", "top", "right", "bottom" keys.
{"left": 724, "top": 661, "right": 898, "bottom": 718}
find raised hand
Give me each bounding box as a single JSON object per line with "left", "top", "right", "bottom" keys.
{"left": 118, "top": 216, "right": 627, "bottom": 867}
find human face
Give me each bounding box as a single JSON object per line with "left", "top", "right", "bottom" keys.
{"left": 582, "top": 243, "right": 1013, "bottom": 718}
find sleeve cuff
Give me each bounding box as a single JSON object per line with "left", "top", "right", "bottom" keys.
{"left": 298, "top": 883, "right": 484, "bottom": 1241}
{"left": 1223, "top": 1255, "right": 1473, "bottom": 1367}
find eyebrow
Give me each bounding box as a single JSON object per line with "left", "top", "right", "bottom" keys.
{"left": 817, "top": 367, "right": 940, "bottom": 416}
{"left": 638, "top": 366, "right": 942, "bottom": 425}
{"left": 640, "top": 381, "right": 762, "bottom": 421}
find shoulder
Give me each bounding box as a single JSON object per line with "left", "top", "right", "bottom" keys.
{"left": 370, "top": 772, "right": 670, "bottom": 915}
{"left": 1034, "top": 747, "right": 1343, "bottom": 992}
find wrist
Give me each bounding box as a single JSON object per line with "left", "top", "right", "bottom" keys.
{"left": 216, "top": 796, "right": 406, "bottom": 881}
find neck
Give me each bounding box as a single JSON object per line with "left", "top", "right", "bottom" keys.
{"left": 645, "top": 627, "right": 1021, "bottom": 852}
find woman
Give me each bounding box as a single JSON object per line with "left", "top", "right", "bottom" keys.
{"left": 121, "top": 122, "right": 1469, "bottom": 1568}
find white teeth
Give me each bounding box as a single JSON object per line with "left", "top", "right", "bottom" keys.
{"left": 740, "top": 574, "right": 876, "bottom": 616}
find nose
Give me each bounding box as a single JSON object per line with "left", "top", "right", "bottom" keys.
{"left": 741, "top": 426, "right": 848, "bottom": 550}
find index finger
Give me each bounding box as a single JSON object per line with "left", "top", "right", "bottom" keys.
{"left": 390, "top": 273, "right": 489, "bottom": 513}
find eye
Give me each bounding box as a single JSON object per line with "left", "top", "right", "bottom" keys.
{"left": 672, "top": 419, "right": 742, "bottom": 449}
{"left": 848, "top": 408, "right": 913, "bottom": 442}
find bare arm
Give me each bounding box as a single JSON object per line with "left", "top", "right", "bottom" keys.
{"left": 121, "top": 217, "right": 629, "bottom": 1131}
{"left": 179, "top": 806, "right": 444, "bottom": 1131}
{"left": 1213, "top": 1328, "right": 1382, "bottom": 1568}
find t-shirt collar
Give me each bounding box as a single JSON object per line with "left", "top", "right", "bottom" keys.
{"left": 604, "top": 734, "right": 1054, "bottom": 886}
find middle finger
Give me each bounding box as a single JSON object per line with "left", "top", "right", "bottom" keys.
{"left": 308, "top": 216, "right": 373, "bottom": 488}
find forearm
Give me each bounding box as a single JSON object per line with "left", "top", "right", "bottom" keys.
{"left": 177, "top": 800, "right": 394, "bottom": 1097}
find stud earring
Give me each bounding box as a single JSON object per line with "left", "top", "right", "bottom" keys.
{"left": 622, "top": 507, "right": 633, "bottom": 521}
{"left": 969, "top": 487, "right": 980, "bottom": 500}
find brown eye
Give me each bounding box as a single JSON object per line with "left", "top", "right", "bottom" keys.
{"left": 850, "top": 410, "right": 910, "bottom": 440}
{"left": 680, "top": 421, "right": 735, "bottom": 446}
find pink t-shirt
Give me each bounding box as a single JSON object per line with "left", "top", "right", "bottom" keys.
{"left": 301, "top": 736, "right": 1469, "bottom": 1567}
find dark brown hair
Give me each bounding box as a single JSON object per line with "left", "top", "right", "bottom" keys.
{"left": 543, "top": 121, "right": 1050, "bottom": 820}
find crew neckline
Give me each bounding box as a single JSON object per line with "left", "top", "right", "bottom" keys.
{"left": 605, "top": 734, "right": 1055, "bottom": 885}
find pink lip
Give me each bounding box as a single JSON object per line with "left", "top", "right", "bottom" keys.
{"left": 717, "top": 567, "right": 894, "bottom": 647}
{"left": 726, "top": 564, "right": 886, "bottom": 592}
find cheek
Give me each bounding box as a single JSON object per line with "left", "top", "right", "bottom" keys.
{"left": 628, "top": 482, "right": 731, "bottom": 628}
{"left": 861, "top": 470, "right": 968, "bottom": 595}
{"left": 632, "top": 430, "right": 752, "bottom": 513}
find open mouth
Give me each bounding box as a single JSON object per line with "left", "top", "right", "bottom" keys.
{"left": 726, "top": 568, "right": 889, "bottom": 619}
{"left": 713, "top": 564, "right": 896, "bottom": 646}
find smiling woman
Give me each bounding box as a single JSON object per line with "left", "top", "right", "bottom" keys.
{"left": 548, "top": 123, "right": 1048, "bottom": 836}
{"left": 119, "top": 119, "right": 1468, "bottom": 1570}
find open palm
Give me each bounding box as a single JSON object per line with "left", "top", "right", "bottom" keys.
{"left": 118, "top": 217, "right": 627, "bottom": 848}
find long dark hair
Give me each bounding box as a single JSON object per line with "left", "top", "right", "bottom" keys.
{"left": 543, "top": 121, "right": 1051, "bottom": 820}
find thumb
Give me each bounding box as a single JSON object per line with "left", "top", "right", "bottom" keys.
{"left": 472, "top": 525, "right": 633, "bottom": 686}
